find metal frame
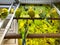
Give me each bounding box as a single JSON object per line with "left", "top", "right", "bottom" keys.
{"left": 0, "top": 2, "right": 20, "bottom": 45}
{"left": 53, "top": 4, "right": 60, "bottom": 15}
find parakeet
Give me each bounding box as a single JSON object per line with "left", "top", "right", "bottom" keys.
{"left": 10, "top": 8, "right": 14, "bottom": 14}
{"left": 15, "top": 8, "right": 22, "bottom": 18}
{"left": 28, "top": 7, "right": 35, "bottom": 18}
{"left": 1, "top": 8, "right": 8, "bottom": 19}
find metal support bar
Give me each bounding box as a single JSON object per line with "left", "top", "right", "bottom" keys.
{"left": 4, "top": 33, "right": 60, "bottom": 39}
{"left": 8, "top": 3, "right": 13, "bottom": 12}
{"left": 52, "top": 4, "right": 60, "bottom": 15}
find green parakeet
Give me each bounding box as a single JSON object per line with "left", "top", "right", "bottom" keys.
{"left": 15, "top": 8, "right": 22, "bottom": 18}
{"left": 28, "top": 7, "right": 35, "bottom": 18}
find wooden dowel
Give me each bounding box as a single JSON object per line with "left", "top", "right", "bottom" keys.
{"left": 4, "top": 33, "right": 60, "bottom": 39}
{"left": 13, "top": 17, "right": 60, "bottom": 20}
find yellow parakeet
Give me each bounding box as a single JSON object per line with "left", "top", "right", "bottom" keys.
{"left": 15, "top": 8, "right": 22, "bottom": 18}
{"left": 1, "top": 8, "right": 8, "bottom": 19}
{"left": 28, "top": 7, "right": 35, "bottom": 18}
